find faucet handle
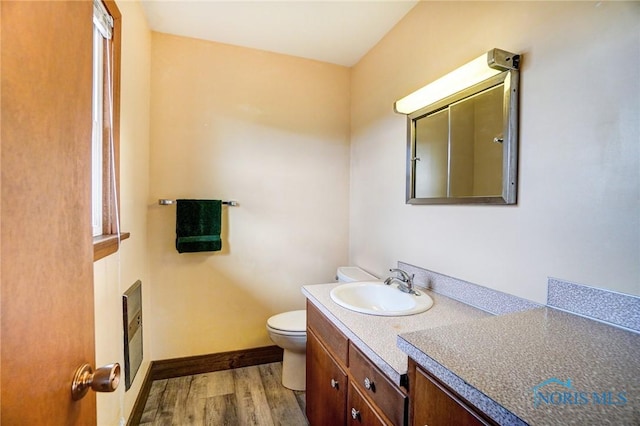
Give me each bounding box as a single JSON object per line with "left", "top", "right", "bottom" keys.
{"left": 389, "top": 268, "right": 411, "bottom": 282}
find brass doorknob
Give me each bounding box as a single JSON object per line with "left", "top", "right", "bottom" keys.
{"left": 71, "top": 363, "right": 121, "bottom": 401}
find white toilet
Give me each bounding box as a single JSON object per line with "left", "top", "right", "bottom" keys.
{"left": 335, "top": 266, "right": 377, "bottom": 283}
{"left": 266, "top": 310, "right": 307, "bottom": 391}
{"left": 266, "top": 266, "right": 377, "bottom": 391}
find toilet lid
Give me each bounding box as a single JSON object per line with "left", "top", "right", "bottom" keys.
{"left": 337, "top": 266, "right": 377, "bottom": 282}
{"left": 267, "top": 310, "right": 306, "bottom": 333}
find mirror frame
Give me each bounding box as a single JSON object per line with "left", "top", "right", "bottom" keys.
{"left": 406, "top": 69, "right": 519, "bottom": 205}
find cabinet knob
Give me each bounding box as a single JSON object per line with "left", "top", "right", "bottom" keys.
{"left": 351, "top": 407, "right": 361, "bottom": 420}
{"left": 363, "top": 377, "right": 375, "bottom": 391}
{"left": 330, "top": 378, "right": 339, "bottom": 389}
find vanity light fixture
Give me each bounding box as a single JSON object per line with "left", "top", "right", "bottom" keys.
{"left": 393, "top": 48, "right": 520, "bottom": 115}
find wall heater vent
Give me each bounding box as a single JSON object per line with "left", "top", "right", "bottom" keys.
{"left": 123, "top": 280, "right": 143, "bottom": 391}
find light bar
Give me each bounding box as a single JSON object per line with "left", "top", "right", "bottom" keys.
{"left": 394, "top": 48, "right": 520, "bottom": 115}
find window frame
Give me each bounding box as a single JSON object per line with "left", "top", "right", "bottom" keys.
{"left": 93, "top": 0, "right": 129, "bottom": 261}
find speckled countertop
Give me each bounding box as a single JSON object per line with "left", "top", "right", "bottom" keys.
{"left": 398, "top": 307, "right": 640, "bottom": 425}
{"left": 302, "top": 282, "right": 491, "bottom": 385}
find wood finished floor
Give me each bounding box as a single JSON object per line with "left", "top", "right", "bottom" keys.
{"left": 139, "top": 362, "right": 308, "bottom": 426}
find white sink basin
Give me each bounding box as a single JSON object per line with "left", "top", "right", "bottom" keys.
{"left": 330, "top": 281, "right": 433, "bottom": 316}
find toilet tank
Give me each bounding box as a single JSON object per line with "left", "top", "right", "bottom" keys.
{"left": 336, "top": 266, "right": 377, "bottom": 283}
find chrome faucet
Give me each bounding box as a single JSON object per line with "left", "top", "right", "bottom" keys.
{"left": 384, "top": 268, "right": 417, "bottom": 295}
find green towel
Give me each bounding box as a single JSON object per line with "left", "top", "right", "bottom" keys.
{"left": 175, "top": 199, "right": 222, "bottom": 253}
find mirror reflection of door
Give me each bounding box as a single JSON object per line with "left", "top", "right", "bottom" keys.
{"left": 414, "top": 108, "right": 449, "bottom": 198}
{"left": 449, "top": 84, "right": 504, "bottom": 197}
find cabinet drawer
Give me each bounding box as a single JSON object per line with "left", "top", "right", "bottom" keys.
{"left": 348, "top": 381, "right": 388, "bottom": 426}
{"left": 349, "top": 343, "right": 407, "bottom": 426}
{"left": 307, "top": 301, "right": 348, "bottom": 365}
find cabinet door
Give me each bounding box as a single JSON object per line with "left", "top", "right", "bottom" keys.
{"left": 348, "top": 381, "right": 388, "bottom": 426}
{"left": 412, "top": 365, "right": 491, "bottom": 426}
{"left": 307, "top": 329, "right": 347, "bottom": 425}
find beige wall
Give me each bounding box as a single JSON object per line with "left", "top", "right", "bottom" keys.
{"left": 350, "top": 1, "right": 640, "bottom": 303}
{"left": 94, "top": 1, "right": 151, "bottom": 424}
{"left": 147, "top": 33, "right": 350, "bottom": 359}
{"left": 91, "top": 2, "right": 638, "bottom": 422}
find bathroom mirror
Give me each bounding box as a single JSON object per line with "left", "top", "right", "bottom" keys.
{"left": 401, "top": 50, "right": 519, "bottom": 205}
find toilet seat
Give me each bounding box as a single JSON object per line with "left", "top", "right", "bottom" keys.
{"left": 267, "top": 310, "right": 306, "bottom": 335}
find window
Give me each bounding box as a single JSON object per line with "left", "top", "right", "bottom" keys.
{"left": 92, "top": 0, "right": 128, "bottom": 260}
{"left": 92, "top": 15, "right": 106, "bottom": 237}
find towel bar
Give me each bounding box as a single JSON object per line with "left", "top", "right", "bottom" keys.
{"left": 158, "top": 199, "right": 238, "bottom": 206}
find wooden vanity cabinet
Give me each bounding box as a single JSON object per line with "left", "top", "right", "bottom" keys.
{"left": 307, "top": 301, "right": 408, "bottom": 426}
{"left": 306, "top": 300, "right": 497, "bottom": 426}
{"left": 408, "top": 359, "right": 495, "bottom": 426}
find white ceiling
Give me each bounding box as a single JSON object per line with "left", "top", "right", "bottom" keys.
{"left": 140, "top": 1, "right": 418, "bottom": 67}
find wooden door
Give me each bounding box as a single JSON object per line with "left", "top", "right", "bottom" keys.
{"left": 1, "top": 1, "right": 97, "bottom": 424}
{"left": 306, "top": 329, "right": 348, "bottom": 425}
